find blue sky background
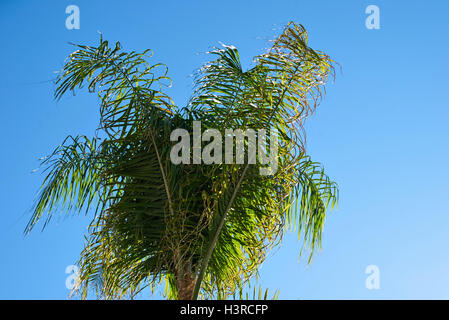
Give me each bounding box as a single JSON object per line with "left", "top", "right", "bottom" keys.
{"left": 1, "top": 0, "right": 448, "bottom": 299}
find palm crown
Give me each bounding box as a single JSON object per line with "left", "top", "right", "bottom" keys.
{"left": 27, "top": 22, "right": 338, "bottom": 300}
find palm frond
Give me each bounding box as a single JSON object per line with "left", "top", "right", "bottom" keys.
{"left": 28, "top": 22, "right": 339, "bottom": 300}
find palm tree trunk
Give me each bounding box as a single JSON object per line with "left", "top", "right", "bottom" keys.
{"left": 176, "top": 271, "right": 196, "bottom": 300}
{"left": 175, "top": 259, "right": 196, "bottom": 300}
{"left": 173, "top": 252, "right": 196, "bottom": 300}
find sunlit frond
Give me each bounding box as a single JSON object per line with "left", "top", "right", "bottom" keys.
{"left": 28, "top": 22, "right": 338, "bottom": 300}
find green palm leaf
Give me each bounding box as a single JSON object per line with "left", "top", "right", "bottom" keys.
{"left": 27, "top": 22, "right": 338, "bottom": 300}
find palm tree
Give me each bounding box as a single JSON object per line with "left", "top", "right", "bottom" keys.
{"left": 26, "top": 22, "right": 338, "bottom": 300}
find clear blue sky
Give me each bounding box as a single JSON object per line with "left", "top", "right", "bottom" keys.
{"left": 1, "top": 0, "right": 448, "bottom": 299}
